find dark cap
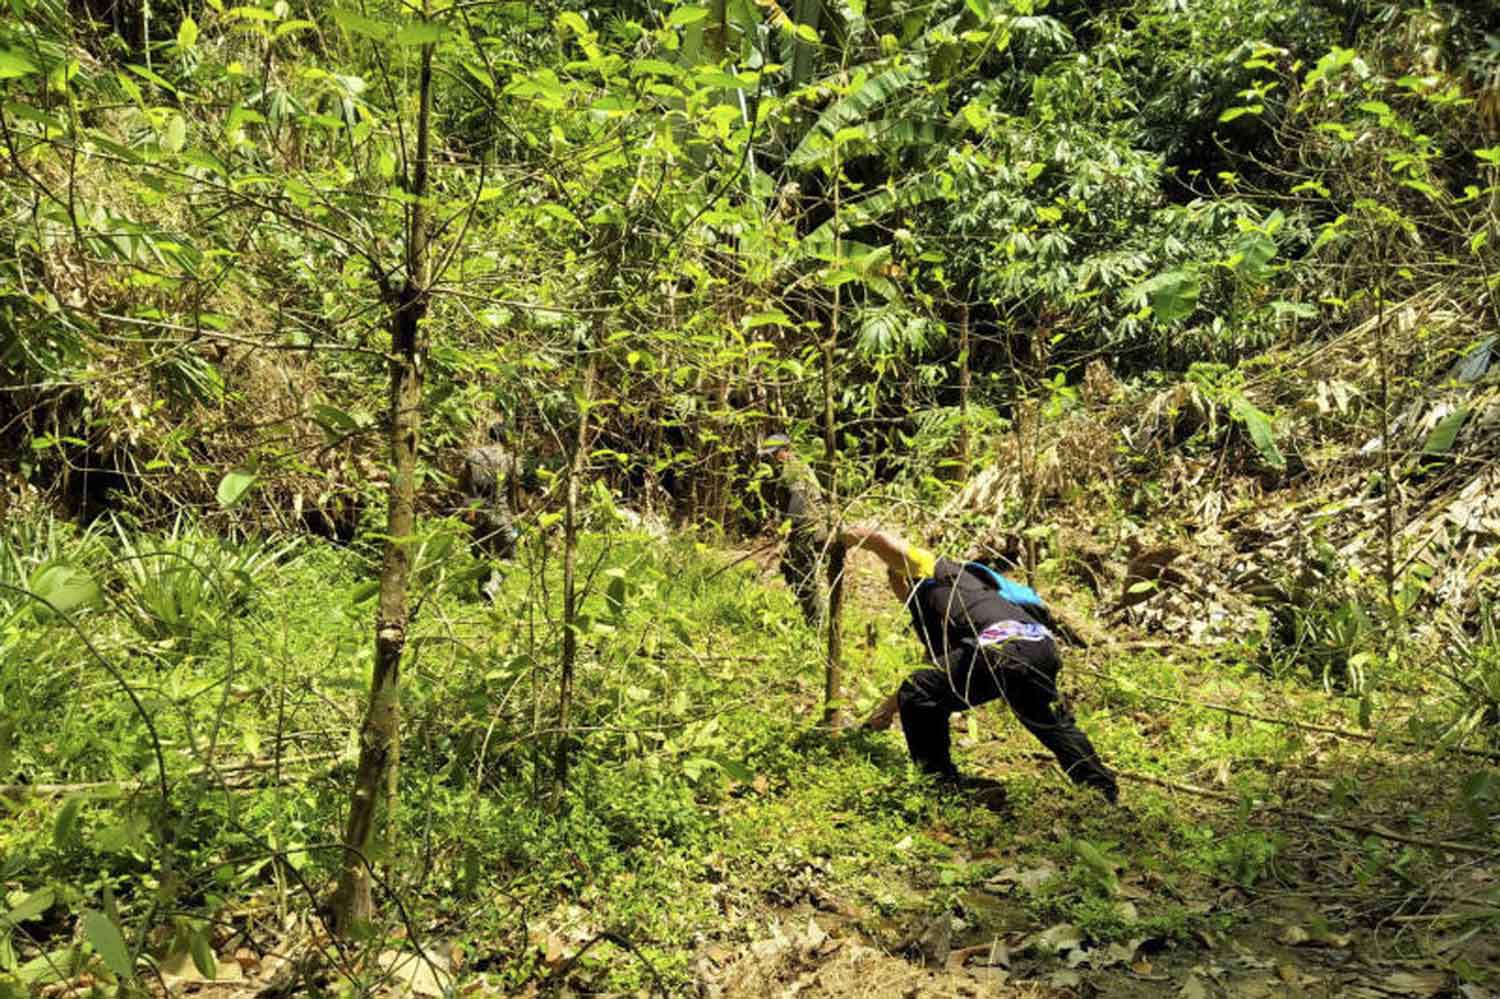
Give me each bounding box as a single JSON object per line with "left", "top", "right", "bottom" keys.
{"left": 758, "top": 433, "right": 792, "bottom": 457}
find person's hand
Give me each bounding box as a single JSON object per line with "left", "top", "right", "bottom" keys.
{"left": 862, "top": 692, "right": 899, "bottom": 731}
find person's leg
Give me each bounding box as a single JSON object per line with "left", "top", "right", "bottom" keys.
{"left": 782, "top": 538, "right": 824, "bottom": 629}
{"left": 994, "top": 643, "right": 1117, "bottom": 802}
{"left": 896, "top": 648, "right": 1004, "bottom": 776}
{"left": 896, "top": 667, "right": 959, "bottom": 776}
{"left": 473, "top": 511, "right": 514, "bottom": 600}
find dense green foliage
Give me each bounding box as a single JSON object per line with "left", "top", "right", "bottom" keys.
{"left": 3, "top": 0, "right": 1500, "bottom": 993}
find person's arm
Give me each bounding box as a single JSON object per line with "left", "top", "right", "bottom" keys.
{"left": 840, "top": 524, "right": 924, "bottom": 576}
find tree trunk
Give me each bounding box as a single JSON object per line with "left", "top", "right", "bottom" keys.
{"left": 1374, "top": 240, "right": 1396, "bottom": 613}
{"left": 958, "top": 300, "right": 971, "bottom": 481}
{"left": 821, "top": 152, "right": 844, "bottom": 726}
{"left": 555, "top": 354, "right": 595, "bottom": 795}
{"left": 332, "top": 18, "right": 434, "bottom": 936}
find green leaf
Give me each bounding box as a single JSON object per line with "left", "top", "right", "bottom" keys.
{"left": 82, "top": 910, "right": 132, "bottom": 981}
{"left": 1136, "top": 268, "right": 1200, "bottom": 323}
{"left": 177, "top": 16, "right": 199, "bottom": 49}
{"left": 331, "top": 8, "right": 391, "bottom": 40}
{"left": 162, "top": 114, "right": 187, "bottom": 153}
{"left": 1072, "top": 839, "right": 1119, "bottom": 892}
{"left": 1218, "top": 105, "right": 1262, "bottom": 123}
{"left": 394, "top": 21, "right": 444, "bottom": 46}
{"left": 274, "top": 19, "right": 317, "bottom": 39}
{"left": 0, "top": 50, "right": 39, "bottom": 80}
{"left": 1233, "top": 231, "right": 1278, "bottom": 281}
{"left": 715, "top": 757, "right": 755, "bottom": 783}
{"left": 742, "top": 311, "right": 792, "bottom": 329}
{"left": 227, "top": 5, "right": 277, "bottom": 20}
{"left": 216, "top": 468, "right": 256, "bottom": 508}
{"left": 557, "top": 11, "right": 590, "bottom": 36}
{"left": 30, "top": 564, "right": 99, "bottom": 616}
{"left": 188, "top": 925, "right": 216, "bottom": 980}
{"left": 669, "top": 5, "right": 708, "bottom": 26}
{"left": 1230, "top": 396, "right": 1286, "bottom": 470}
{"left": 1422, "top": 405, "right": 1469, "bottom": 456}
{"left": 787, "top": 67, "right": 919, "bottom": 168}
{"left": 126, "top": 62, "right": 180, "bottom": 95}
{"left": 2, "top": 889, "right": 55, "bottom": 929}
{"left": 53, "top": 796, "right": 82, "bottom": 850}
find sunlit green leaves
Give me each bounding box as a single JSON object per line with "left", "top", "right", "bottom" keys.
{"left": 81, "top": 911, "right": 132, "bottom": 981}
{"left": 28, "top": 564, "right": 99, "bottom": 618}
{"left": 668, "top": 6, "right": 709, "bottom": 27}
{"left": 216, "top": 469, "right": 257, "bottom": 508}
{"left": 1132, "top": 268, "right": 1201, "bottom": 323}
{"left": 331, "top": 8, "right": 390, "bottom": 41}
{"left": 394, "top": 22, "right": 445, "bottom": 47}
{"left": 0, "top": 50, "right": 40, "bottom": 80}
{"left": 177, "top": 16, "right": 199, "bottom": 50}
{"left": 1229, "top": 396, "right": 1285, "bottom": 470}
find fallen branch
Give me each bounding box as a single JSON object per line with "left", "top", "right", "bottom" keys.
{"left": 0, "top": 752, "right": 341, "bottom": 800}
{"left": 1076, "top": 664, "right": 1500, "bottom": 763}
{"left": 1119, "top": 769, "right": 1496, "bottom": 858}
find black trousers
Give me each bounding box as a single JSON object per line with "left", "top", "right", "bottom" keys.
{"left": 897, "top": 637, "right": 1117, "bottom": 799}
{"left": 780, "top": 534, "right": 826, "bottom": 629}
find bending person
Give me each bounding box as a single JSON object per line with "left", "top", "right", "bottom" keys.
{"left": 842, "top": 524, "right": 1118, "bottom": 804}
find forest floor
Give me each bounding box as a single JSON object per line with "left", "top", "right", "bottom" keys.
{"left": 8, "top": 529, "right": 1500, "bottom": 999}
{"left": 675, "top": 593, "right": 1500, "bottom": 999}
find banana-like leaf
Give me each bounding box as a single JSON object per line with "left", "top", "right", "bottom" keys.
{"left": 797, "top": 175, "right": 948, "bottom": 260}
{"left": 787, "top": 66, "right": 922, "bottom": 168}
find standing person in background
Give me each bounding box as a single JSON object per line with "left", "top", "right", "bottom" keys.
{"left": 841, "top": 523, "right": 1118, "bottom": 807}
{"left": 461, "top": 421, "right": 519, "bottom": 601}
{"left": 759, "top": 433, "right": 829, "bottom": 630}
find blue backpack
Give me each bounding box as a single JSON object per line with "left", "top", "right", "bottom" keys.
{"left": 963, "top": 562, "right": 1047, "bottom": 612}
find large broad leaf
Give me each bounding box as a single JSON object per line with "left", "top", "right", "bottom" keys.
{"left": 29, "top": 564, "right": 99, "bottom": 616}
{"left": 1136, "top": 269, "right": 1201, "bottom": 323}
{"left": 1233, "top": 231, "right": 1277, "bottom": 282}
{"left": 216, "top": 469, "right": 256, "bottom": 508}
{"left": 394, "top": 21, "right": 445, "bottom": 45}
{"left": 1422, "top": 405, "right": 1469, "bottom": 456}
{"left": 2, "top": 889, "right": 55, "bottom": 929}
{"left": 331, "top": 8, "right": 391, "bottom": 40}
{"left": 797, "top": 177, "right": 948, "bottom": 261}
{"left": 82, "top": 911, "right": 132, "bottom": 981}
{"left": 787, "top": 67, "right": 922, "bottom": 169}
{"left": 1230, "top": 396, "right": 1286, "bottom": 470}
{"left": 0, "top": 50, "right": 39, "bottom": 79}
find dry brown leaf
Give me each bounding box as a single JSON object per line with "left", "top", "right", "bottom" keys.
{"left": 1026, "top": 922, "right": 1083, "bottom": 955}
{"left": 1382, "top": 969, "right": 1447, "bottom": 995}
{"left": 1179, "top": 973, "right": 1209, "bottom": 999}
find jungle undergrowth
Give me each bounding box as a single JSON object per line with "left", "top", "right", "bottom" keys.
{"left": 1, "top": 515, "right": 1496, "bottom": 995}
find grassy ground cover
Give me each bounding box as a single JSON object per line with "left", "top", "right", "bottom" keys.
{"left": 2, "top": 511, "right": 1498, "bottom": 996}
